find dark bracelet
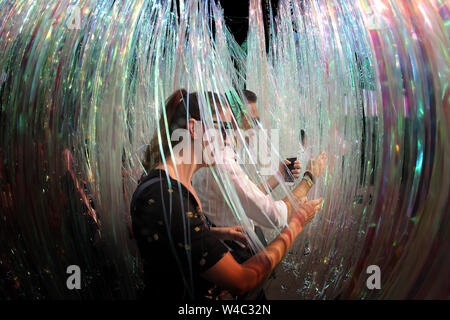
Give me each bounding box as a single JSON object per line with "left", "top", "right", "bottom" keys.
{"left": 302, "top": 175, "right": 313, "bottom": 188}
{"left": 304, "top": 171, "right": 315, "bottom": 184}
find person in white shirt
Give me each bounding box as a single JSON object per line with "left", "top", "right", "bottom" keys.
{"left": 192, "top": 90, "right": 327, "bottom": 236}
{"left": 192, "top": 90, "right": 326, "bottom": 300}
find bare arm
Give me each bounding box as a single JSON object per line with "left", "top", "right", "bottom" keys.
{"left": 282, "top": 152, "right": 328, "bottom": 219}
{"left": 257, "top": 174, "right": 281, "bottom": 194}
{"left": 202, "top": 199, "right": 322, "bottom": 296}
{"left": 282, "top": 179, "right": 312, "bottom": 220}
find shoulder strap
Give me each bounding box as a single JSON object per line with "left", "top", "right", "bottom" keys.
{"left": 130, "top": 177, "right": 162, "bottom": 214}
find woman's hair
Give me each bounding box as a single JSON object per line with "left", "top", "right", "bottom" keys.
{"left": 142, "top": 89, "right": 223, "bottom": 172}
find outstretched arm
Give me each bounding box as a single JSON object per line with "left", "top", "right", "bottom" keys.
{"left": 218, "top": 160, "right": 288, "bottom": 228}
{"left": 283, "top": 152, "right": 327, "bottom": 219}
{"left": 202, "top": 199, "right": 323, "bottom": 296}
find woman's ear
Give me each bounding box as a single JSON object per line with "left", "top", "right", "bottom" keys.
{"left": 188, "top": 118, "right": 202, "bottom": 139}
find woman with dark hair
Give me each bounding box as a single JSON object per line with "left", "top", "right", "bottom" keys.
{"left": 131, "top": 89, "right": 323, "bottom": 300}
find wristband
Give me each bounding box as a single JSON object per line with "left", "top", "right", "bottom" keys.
{"left": 304, "top": 171, "right": 315, "bottom": 184}
{"left": 302, "top": 175, "right": 313, "bottom": 188}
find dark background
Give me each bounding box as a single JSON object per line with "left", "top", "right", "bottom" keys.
{"left": 220, "top": 0, "right": 279, "bottom": 49}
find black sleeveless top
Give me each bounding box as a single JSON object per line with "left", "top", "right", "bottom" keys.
{"left": 131, "top": 169, "right": 229, "bottom": 300}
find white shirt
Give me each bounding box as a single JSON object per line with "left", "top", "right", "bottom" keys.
{"left": 192, "top": 147, "right": 288, "bottom": 230}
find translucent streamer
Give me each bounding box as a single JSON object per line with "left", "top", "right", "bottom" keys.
{"left": 0, "top": 0, "right": 448, "bottom": 299}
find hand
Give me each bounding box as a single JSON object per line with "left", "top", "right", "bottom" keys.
{"left": 306, "top": 152, "right": 327, "bottom": 179}
{"left": 211, "top": 226, "right": 248, "bottom": 248}
{"left": 279, "top": 159, "right": 302, "bottom": 179}
{"left": 292, "top": 198, "right": 323, "bottom": 225}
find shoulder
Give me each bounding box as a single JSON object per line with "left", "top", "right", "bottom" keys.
{"left": 136, "top": 175, "right": 168, "bottom": 201}
{"left": 132, "top": 172, "right": 183, "bottom": 215}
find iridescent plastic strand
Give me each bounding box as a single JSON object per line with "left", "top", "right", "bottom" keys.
{"left": 0, "top": 0, "right": 448, "bottom": 299}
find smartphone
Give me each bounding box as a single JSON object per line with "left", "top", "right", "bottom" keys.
{"left": 285, "top": 157, "right": 297, "bottom": 186}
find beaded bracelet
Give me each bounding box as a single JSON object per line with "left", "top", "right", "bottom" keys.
{"left": 302, "top": 175, "right": 313, "bottom": 188}
{"left": 303, "top": 170, "right": 315, "bottom": 184}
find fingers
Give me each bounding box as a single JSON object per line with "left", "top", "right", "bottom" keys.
{"left": 306, "top": 152, "right": 327, "bottom": 178}
{"left": 232, "top": 231, "right": 248, "bottom": 247}
{"left": 289, "top": 160, "right": 301, "bottom": 178}
{"left": 291, "top": 168, "right": 301, "bottom": 178}
{"left": 284, "top": 160, "right": 301, "bottom": 167}
{"left": 233, "top": 232, "right": 246, "bottom": 241}
{"left": 318, "top": 153, "right": 327, "bottom": 175}
{"left": 308, "top": 197, "right": 323, "bottom": 207}
{"left": 233, "top": 225, "right": 243, "bottom": 232}
{"left": 299, "top": 198, "right": 324, "bottom": 224}
{"left": 313, "top": 200, "right": 323, "bottom": 212}
{"left": 291, "top": 198, "right": 324, "bottom": 225}
{"left": 306, "top": 159, "right": 313, "bottom": 171}
{"left": 227, "top": 226, "right": 248, "bottom": 247}
{"left": 308, "top": 198, "right": 323, "bottom": 214}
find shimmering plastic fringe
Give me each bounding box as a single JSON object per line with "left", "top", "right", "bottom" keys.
{"left": 0, "top": 0, "right": 448, "bottom": 299}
